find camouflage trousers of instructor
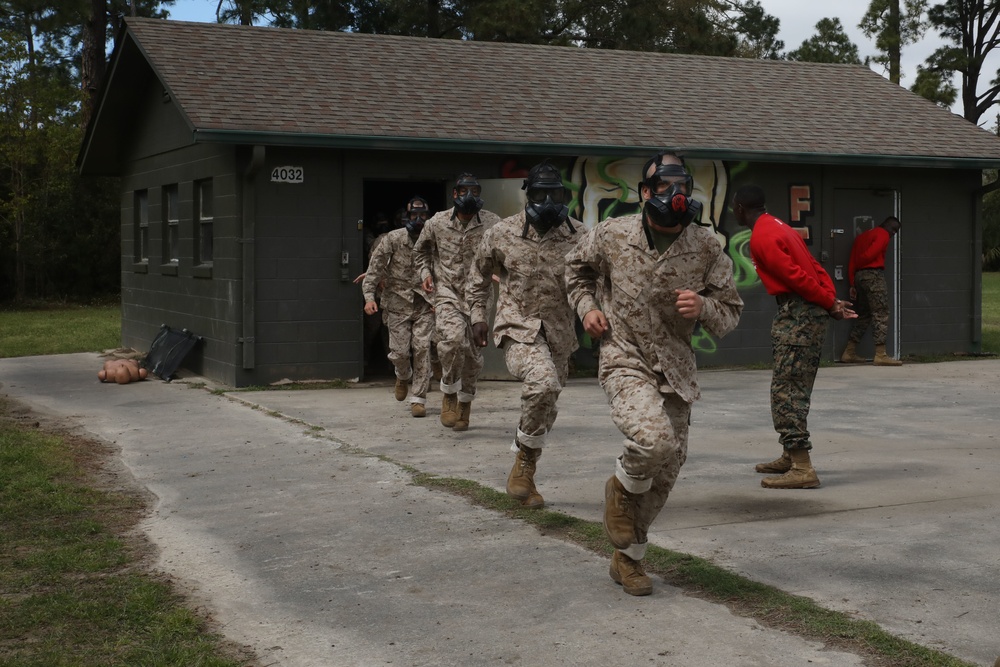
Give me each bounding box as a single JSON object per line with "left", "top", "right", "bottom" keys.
{"left": 383, "top": 302, "right": 434, "bottom": 405}
{"left": 604, "top": 369, "right": 690, "bottom": 559}
{"left": 434, "top": 302, "right": 483, "bottom": 401}
{"left": 503, "top": 336, "right": 571, "bottom": 451}
{"left": 771, "top": 296, "right": 828, "bottom": 451}
{"left": 848, "top": 268, "right": 890, "bottom": 346}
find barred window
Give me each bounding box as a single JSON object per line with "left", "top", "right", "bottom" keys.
{"left": 195, "top": 179, "right": 213, "bottom": 265}
{"left": 163, "top": 184, "right": 179, "bottom": 264}
{"left": 134, "top": 189, "right": 149, "bottom": 263}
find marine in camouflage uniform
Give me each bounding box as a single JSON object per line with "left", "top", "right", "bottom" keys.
{"left": 468, "top": 161, "right": 582, "bottom": 509}
{"left": 841, "top": 216, "right": 902, "bottom": 366}
{"left": 414, "top": 174, "right": 501, "bottom": 431}
{"left": 733, "top": 185, "right": 856, "bottom": 491}
{"left": 566, "top": 153, "right": 743, "bottom": 596}
{"left": 362, "top": 197, "right": 434, "bottom": 417}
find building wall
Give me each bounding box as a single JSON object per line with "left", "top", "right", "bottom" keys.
{"left": 239, "top": 146, "right": 351, "bottom": 385}
{"left": 117, "top": 141, "right": 984, "bottom": 386}
{"left": 720, "top": 162, "right": 981, "bottom": 364}
{"left": 120, "top": 141, "right": 242, "bottom": 384}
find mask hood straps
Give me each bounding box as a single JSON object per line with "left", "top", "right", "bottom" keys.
{"left": 640, "top": 217, "right": 655, "bottom": 250}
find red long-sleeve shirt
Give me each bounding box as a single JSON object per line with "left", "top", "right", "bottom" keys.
{"left": 749, "top": 213, "right": 836, "bottom": 310}
{"left": 848, "top": 227, "right": 890, "bottom": 288}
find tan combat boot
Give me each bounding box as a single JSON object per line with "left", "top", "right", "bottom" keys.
{"left": 506, "top": 444, "right": 544, "bottom": 508}
{"left": 411, "top": 403, "right": 426, "bottom": 418}
{"left": 452, "top": 401, "right": 472, "bottom": 431}
{"left": 755, "top": 450, "right": 791, "bottom": 474}
{"left": 840, "top": 340, "right": 866, "bottom": 363}
{"left": 604, "top": 476, "right": 638, "bottom": 549}
{"left": 394, "top": 377, "right": 408, "bottom": 401}
{"left": 440, "top": 393, "right": 458, "bottom": 427}
{"left": 761, "top": 448, "right": 821, "bottom": 489}
{"left": 609, "top": 550, "right": 652, "bottom": 596}
{"left": 874, "top": 345, "right": 902, "bottom": 366}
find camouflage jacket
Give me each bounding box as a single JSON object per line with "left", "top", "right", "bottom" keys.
{"left": 467, "top": 212, "right": 582, "bottom": 355}
{"left": 361, "top": 228, "right": 427, "bottom": 313}
{"left": 414, "top": 207, "right": 501, "bottom": 313}
{"left": 565, "top": 213, "right": 743, "bottom": 402}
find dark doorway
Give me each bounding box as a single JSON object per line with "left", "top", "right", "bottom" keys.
{"left": 360, "top": 179, "right": 448, "bottom": 379}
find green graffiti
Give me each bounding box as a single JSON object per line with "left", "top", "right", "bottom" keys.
{"left": 728, "top": 227, "right": 759, "bottom": 289}
{"left": 597, "top": 157, "right": 640, "bottom": 222}
{"left": 561, "top": 167, "right": 581, "bottom": 220}
{"left": 692, "top": 325, "right": 718, "bottom": 354}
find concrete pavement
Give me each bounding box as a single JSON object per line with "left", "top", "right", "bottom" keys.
{"left": 1, "top": 353, "right": 998, "bottom": 666}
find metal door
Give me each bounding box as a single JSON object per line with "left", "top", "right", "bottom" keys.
{"left": 827, "top": 189, "right": 900, "bottom": 358}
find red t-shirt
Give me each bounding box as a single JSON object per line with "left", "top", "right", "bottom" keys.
{"left": 749, "top": 213, "right": 836, "bottom": 310}
{"left": 848, "top": 227, "right": 890, "bottom": 287}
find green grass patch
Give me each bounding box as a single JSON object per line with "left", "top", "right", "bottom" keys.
{"left": 982, "top": 272, "right": 1000, "bottom": 355}
{"left": 0, "top": 304, "right": 121, "bottom": 358}
{"left": 414, "top": 473, "right": 977, "bottom": 667}
{"left": 0, "top": 400, "right": 254, "bottom": 666}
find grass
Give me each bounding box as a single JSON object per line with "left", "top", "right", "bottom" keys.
{"left": 982, "top": 271, "right": 1000, "bottom": 354}
{"left": 0, "top": 302, "right": 122, "bottom": 358}
{"left": 0, "top": 400, "right": 254, "bottom": 666}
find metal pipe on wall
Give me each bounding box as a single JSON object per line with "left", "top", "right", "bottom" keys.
{"left": 240, "top": 145, "right": 265, "bottom": 369}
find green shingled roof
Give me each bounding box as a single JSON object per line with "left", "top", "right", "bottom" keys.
{"left": 82, "top": 17, "right": 1000, "bottom": 171}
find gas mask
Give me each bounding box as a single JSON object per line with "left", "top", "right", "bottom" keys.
{"left": 405, "top": 198, "right": 429, "bottom": 236}
{"left": 453, "top": 176, "right": 484, "bottom": 216}
{"left": 642, "top": 162, "right": 702, "bottom": 229}
{"left": 523, "top": 171, "right": 570, "bottom": 236}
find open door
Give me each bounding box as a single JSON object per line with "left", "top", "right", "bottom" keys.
{"left": 828, "top": 189, "right": 900, "bottom": 359}
{"left": 360, "top": 179, "right": 448, "bottom": 379}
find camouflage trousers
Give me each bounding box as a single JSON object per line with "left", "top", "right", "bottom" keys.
{"left": 383, "top": 301, "right": 434, "bottom": 402}
{"left": 849, "top": 269, "right": 889, "bottom": 346}
{"left": 604, "top": 370, "right": 690, "bottom": 544}
{"left": 434, "top": 302, "right": 483, "bottom": 401}
{"left": 503, "top": 336, "right": 571, "bottom": 441}
{"left": 771, "top": 296, "right": 828, "bottom": 451}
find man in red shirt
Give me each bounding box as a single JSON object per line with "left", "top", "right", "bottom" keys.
{"left": 841, "top": 217, "right": 902, "bottom": 366}
{"left": 732, "top": 185, "right": 856, "bottom": 489}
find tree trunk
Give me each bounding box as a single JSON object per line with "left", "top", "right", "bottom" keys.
{"left": 888, "top": 0, "right": 901, "bottom": 84}
{"left": 427, "top": 0, "right": 440, "bottom": 37}
{"left": 81, "top": 0, "right": 107, "bottom": 129}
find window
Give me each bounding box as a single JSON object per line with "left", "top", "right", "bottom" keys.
{"left": 163, "top": 184, "right": 179, "bottom": 264}
{"left": 134, "top": 189, "right": 149, "bottom": 263}
{"left": 195, "top": 179, "right": 213, "bottom": 265}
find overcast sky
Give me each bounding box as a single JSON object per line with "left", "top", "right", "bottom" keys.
{"left": 167, "top": 0, "right": 979, "bottom": 119}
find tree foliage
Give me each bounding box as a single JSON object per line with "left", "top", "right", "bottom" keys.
{"left": 924, "top": 0, "right": 1000, "bottom": 125}
{"left": 910, "top": 63, "right": 959, "bottom": 106}
{"left": 0, "top": 1, "right": 153, "bottom": 302}
{"left": 213, "top": 0, "right": 781, "bottom": 56}
{"left": 859, "top": 0, "right": 928, "bottom": 83}
{"left": 787, "top": 17, "right": 863, "bottom": 64}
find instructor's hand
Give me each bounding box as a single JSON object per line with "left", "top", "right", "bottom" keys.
{"left": 422, "top": 275, "right": 435, "bottom": 293}
{"left": 583, "top": 309, "right": 609, "bottom": 338}
{"left": 364, "top": 301, "right": 378, "bottom": 315}
{"left": 829, "top": 298, "right": 857, "bottom": 320}
{"left": 472, "top": 322, "right": 489, "bottom": 348}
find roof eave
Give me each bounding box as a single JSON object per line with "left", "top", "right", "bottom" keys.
{"left": 192, "top": 129, "right": 1000, "bottom": 170}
